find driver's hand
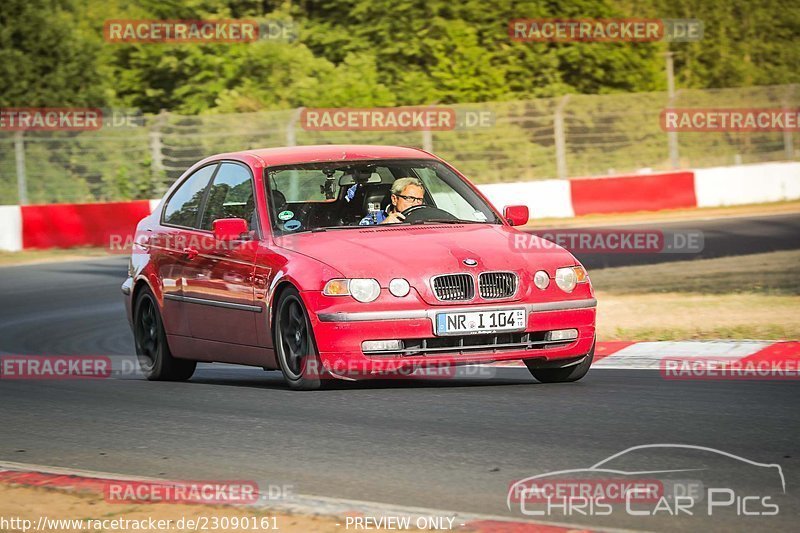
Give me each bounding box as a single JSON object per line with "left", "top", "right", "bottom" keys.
{"left": 381, "top": 212, "right": 406, "bottom": 224}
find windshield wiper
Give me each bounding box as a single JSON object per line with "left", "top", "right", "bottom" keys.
{"left": 310, "top": 225, "right": 363, "bottom": 232}
{"left": 408, "top": 219, "right": 485, "bottom": 225}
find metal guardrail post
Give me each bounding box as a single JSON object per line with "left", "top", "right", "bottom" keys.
{"left": 666, "top": 52, "right": 680, "bottom": 168}
{"left": 783, "top": 85, "right": 796, "bottom": 160}
{"left": 14, "top": 130, "right": 28, "bottom": 205}
{"left": 422, "top": 128, "right": 433, "bottom": 152}
{"left": 554, "top": 95, "right": 570, "bottom": 180}
{"left": 150, "top": 110, "right": 167, "bottom": 190}
{"left": 286, "top": 107, "right": 303, "bottom": 146}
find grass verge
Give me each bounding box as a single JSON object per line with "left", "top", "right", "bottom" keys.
{"left": 0, "top": 247, "right": 110, "bottom": 267}
{"left": 592, "top": 250, "right": 800, "bottom": 340}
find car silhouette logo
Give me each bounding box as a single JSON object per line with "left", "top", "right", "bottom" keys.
{"left": 463, "top": 258, "right": 478, "bottom": 266}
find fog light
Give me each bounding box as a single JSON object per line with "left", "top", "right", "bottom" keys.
{"left": 533, "top": 270, "right": 550, "bottom": 289}
{"left": 362, "top": 340, "right": 405, "bottom": 352}
{"left": 389, "top": 278, "right": 410, "bottom": 297}
{"left": 546, "top": 329, "right": 578, "bottom": 342}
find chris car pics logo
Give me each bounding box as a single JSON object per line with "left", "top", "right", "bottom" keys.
{"left": 508, "top": 444, "right": 785, "bottom": 518}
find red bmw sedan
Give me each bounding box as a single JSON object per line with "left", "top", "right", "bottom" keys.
{"left": 122, "top": 145, "right": 596, "bottom": 390}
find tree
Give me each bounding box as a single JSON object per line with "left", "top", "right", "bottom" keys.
{"left": 0, "top": 0, "right": 106, "bottom": 106}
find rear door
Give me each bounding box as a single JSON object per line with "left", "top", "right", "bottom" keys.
{"left": 152, "top": 163, "right": 219, "bottom": 337}
{"left": 182, "top": 161, "right": 262, "bottom": 348}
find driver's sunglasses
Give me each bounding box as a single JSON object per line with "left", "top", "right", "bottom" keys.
{"left": 394, "top": 193, "right": 424, "bottom": 204}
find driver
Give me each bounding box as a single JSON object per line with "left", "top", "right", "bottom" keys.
{"left": 359, "top": 177, "right": 425, "bottom": 225}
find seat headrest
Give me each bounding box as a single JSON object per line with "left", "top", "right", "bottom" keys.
{"left": 270, "top": 189, "right": 288, "bottom": 213}
{"left": 362, "top": 183, "right": 392, "bottom": 213}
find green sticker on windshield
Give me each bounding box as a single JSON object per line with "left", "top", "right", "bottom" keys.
{"left": 278, "top": 210, "right": 294, "bottom": 221}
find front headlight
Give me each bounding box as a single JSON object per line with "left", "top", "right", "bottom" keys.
{"left": 323, "top": 278, "right": 382, "bottom": 302}
{"left": 350, "top": 279, "right": 381, "bottom": 302}
{"left": 554, "top": 266, "right": 588, "bottom": 293}
{"left": 555, "top": 267, "right": 577, "bottom": 292}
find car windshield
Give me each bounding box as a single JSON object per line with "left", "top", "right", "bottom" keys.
{"left": 265, "top": 159, "right": 501, "bottom": 235}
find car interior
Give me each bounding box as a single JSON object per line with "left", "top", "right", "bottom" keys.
{"left": 267, "top": 164, "right": 441, "bottom": 232}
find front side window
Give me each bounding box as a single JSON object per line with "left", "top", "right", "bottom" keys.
{"left": 163, "top": 164, "right": 217, "bottom": 228}
{"left": 199, "top": 163, "right": 256, "bottom": 231}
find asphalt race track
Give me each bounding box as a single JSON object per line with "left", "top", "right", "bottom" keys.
{"left": 1, "top": 213, "right": 799, "bottom": 532}
{"left": 526, "top": 211, "right": 800, "bottom": 269}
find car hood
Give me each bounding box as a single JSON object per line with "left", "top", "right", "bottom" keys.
{"left": 274, "top": 224, "right": 579, "bottom": 303}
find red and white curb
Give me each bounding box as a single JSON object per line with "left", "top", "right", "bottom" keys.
{"left": 592, "top": 340, "right": 799, "bottom": 370}
{"left": 490, "top": 340, "right": 800, "bottom": 371}
{"left": 0, "top": 461, "right": 630, "bottom": 532}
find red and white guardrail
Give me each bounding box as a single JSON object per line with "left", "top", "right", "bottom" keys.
{"left": 478, "top": 161, "right": 800, "bottom": 219}
{"left": 0, "top": 162, "right": 798, "bottom": 251}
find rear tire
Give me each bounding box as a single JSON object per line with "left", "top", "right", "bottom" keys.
{"left": 134, "top": 287, "right": 196, "bottom": 381}
{"left": 274, "top": 287, "right": 326, "bottom": 390}
{"left": 526, "top": 341, "right": 594, "bottom": 383}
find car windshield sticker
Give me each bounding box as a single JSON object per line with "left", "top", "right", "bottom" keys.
{"left": 278, "top": 210, "right": 294, "bottom": 221}
{"left": 474, "top": 211, "right": 487, "bottom": 221}
{"left": 283, "top": 220, "right": 302, "bottom": 231}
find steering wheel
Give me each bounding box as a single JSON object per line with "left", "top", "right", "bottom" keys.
{"left": 399, "top": 204, "right": 457, "bottom": 223}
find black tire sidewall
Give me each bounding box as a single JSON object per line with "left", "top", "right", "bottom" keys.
{"left": 528, "top": 339, "right": 595, "bottom": 383}
{"left": 134, "top": 289, "right": 164, "bottom": 379}
{"left": 134, "top": 287, "right": 196, "bottom": 381}
{"left": 274, "top": 287, "right": 323, "bottom": 390}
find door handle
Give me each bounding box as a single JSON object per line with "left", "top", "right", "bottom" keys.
{"left": 183, "top": 247, "right": 199, "bottom": 259}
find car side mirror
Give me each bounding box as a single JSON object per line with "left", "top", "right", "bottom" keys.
{"left": 503, "top": 205, "right": 529, "bottom": 227}
{"left": 213, "top": 218, "right": 249, "bottom": 241}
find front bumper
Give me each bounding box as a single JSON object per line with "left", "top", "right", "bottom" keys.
{"left": 304, "top": 291, "right": 597, "bottom": 375}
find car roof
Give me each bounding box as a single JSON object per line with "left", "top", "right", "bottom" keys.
{"left": 219, "top": 145, "right": 436, "bottom": 167}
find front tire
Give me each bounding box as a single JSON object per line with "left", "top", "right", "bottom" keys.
{"left": 274, "top": 287, "right": 325, "bottom": 390}
{"left": 526, "top": 341, "right": 594, "bottom": 383}
{"left": 134, "top": 287, "right": 196, "bottom": 381}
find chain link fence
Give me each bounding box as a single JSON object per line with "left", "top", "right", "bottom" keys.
{"left": 0, "top": 84, "right": 796, "bottom": 205}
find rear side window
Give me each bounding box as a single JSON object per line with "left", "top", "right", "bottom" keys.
{"left": 200, "top": 163, "right": 256, "bottom": 231}
{"left": 163, "top": 164, "right": 217, "bottom": 228}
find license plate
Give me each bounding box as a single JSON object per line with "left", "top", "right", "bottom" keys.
{"left": 435, "top": 308, "right": 526, "bottom": 336}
